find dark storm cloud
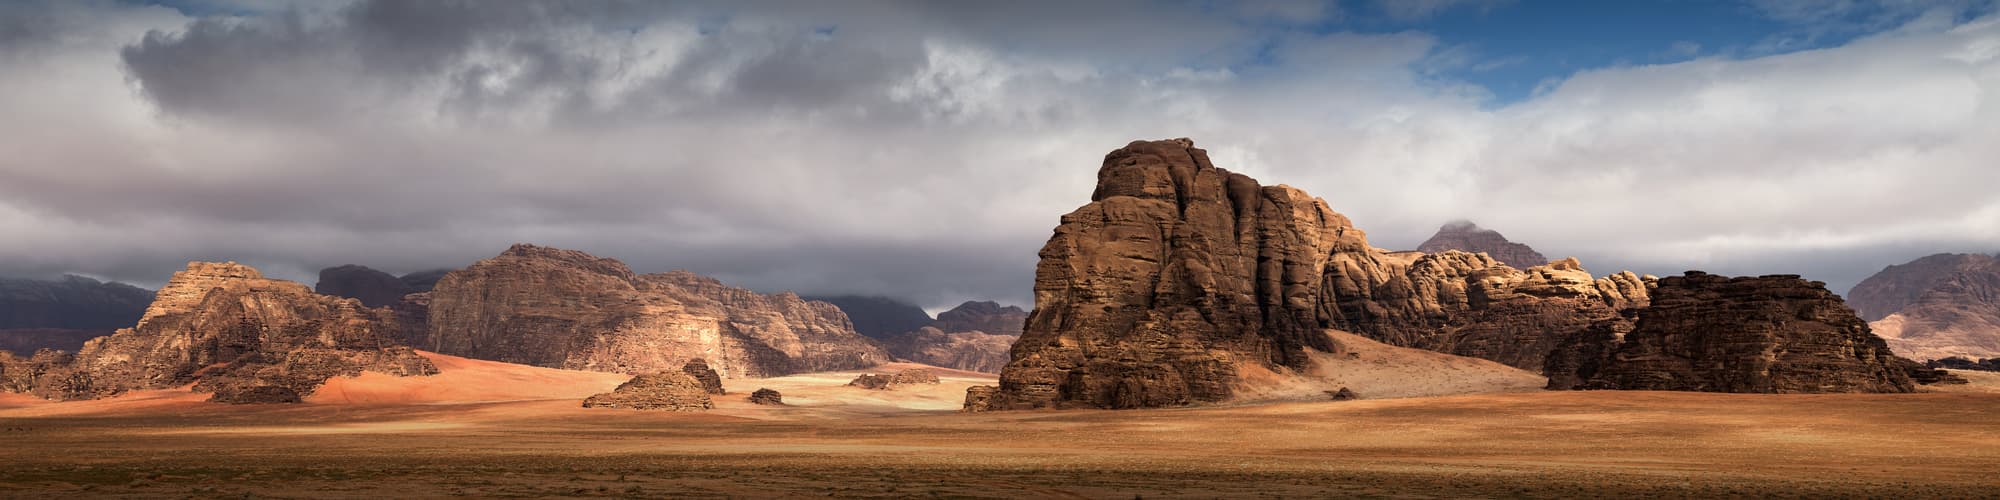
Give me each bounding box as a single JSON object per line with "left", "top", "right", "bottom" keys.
{"left": 0, "top": 0, "right": 1996, "bottom": 310}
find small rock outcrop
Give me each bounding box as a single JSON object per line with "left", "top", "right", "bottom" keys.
{"left": 802, "top": 295, "right": 934, "bottom": 339}
{"left": 748, "top": 388, "right": 784, "bottom": 405}
{"left": 974, "top": 139, "right": 1655, "bottom": 410}
{"left": 424, "top": 245, "right": 890, "bottom": 378}
{"left": 1416, "top": 220, "right": 1551, "bottom": 269}
{"left": 962, "top": 385, "right": 996, "bottom": 412}
{"left": 848, "top": 369, "right": 940, "bottom": 390}
{"left": 1326, "top": 387, "right": 1358, "bottom": 401}
{"left": 682, "top": 359, "right": 725, "bottom": 395}
{"left": 0, "top": 262, "right": 437, "bottom": 403}
{"left": 581, "top": 372, "right": 713, "bottom": 411}
{"left": 1553, "top": 272, "right": 1918, "bottom": 393}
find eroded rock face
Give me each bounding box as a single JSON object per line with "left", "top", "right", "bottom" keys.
{"left": 1848, "top": 253, "right": 1997, "bottom": 321}
{"left": 1557, "top": 272, "right": 1917, "bottom": 393}
{"left": 2, "top": 262, "right": 437, "bottom": 402}
{"left": 1416, "top": 220, "right": 1551, "bottom": 270}
{"left": 581, "top": 372, "right": 713, "bottom": 411}
{"left": 878, "top": 301, "right": 1028, "bottom": 373}
{"left": 848, "top": 369, "right": 940, "bottom": 390}
{"left": 976, "top": 139, "right": 1654, "bottom": 410}
{"left": 425, "top": 245, "right": 890, "bottom": 378}
{"left": 1861, "top": 254, "right": 2000, "bottom": 361}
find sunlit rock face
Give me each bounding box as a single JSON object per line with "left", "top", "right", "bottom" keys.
{"left": 424, "top": 244, "right": 889, "bottom": 378}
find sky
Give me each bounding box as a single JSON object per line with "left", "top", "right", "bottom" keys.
{"left": 1, "top": 0, "right": 1997, "bottom": 310}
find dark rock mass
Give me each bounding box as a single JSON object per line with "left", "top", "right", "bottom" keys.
{"left": 1416, "top": 220, "right": 1552, "bottom": 269}
{"left": 0, "top": 275, "right": 152, "bottom": 333}
{"left": 424, "top": 244, "right": 890, "bottom": 378}
{"left": 973, "top": 138, "right": 1654, "bottom": 410}
{"left": 802, "top": 295, "right": 934, "bottom": 339}
{"left": 1553, "top": 272, "right": 1918, "bottom": 393}
{"left": 748, "top": 388, "right": 784, "bottom": 405}
{"left": 682, "top": 359, "right": 726, "bottom": 395}
{"left": 581, "top": 372, "right": 713, "bottom": 411}
{"left": 0, "top": 329, "right": 109, "bottom": 357}
{"left": 931, "top": 301, "right": 1028, "bottom": 336}
{"left": 315, "top": 265, "right": 453, "bottom": 308}
{"left": 0, "top": 262, "right": 436, "bottom": 403}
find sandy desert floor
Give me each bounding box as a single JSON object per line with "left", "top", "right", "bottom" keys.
{"left": 1, "top": 353, "right": 1997, "bottom": 498}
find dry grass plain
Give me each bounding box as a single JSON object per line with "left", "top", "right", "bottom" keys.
{"left": 1, "top": 353, "right": 1996, "bottom": 498}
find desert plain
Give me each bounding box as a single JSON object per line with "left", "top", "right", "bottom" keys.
{"left": 1, "top": 352, "right": 1997, "bottom": 499}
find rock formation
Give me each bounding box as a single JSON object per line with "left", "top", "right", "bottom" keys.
{"left": 848, "top": 369, "right": 940, "bottom": 390}
{"left": 1416, "top": 220, "right": 1551, "bottom": 269}
{"left": 974, "top": 138, "right": 1655, "bottom": 410}
{"left": 1854, "top": 253, "right": 2000, "bottom": 361}
{"left": 1552, "top": 272, "right": 1917, "bottom": 393}
{"left": 802, "top": 295, "right": 934, "bottom": 339}
{"left": 0, "top": 276, "right": 152, "bottom": 355}
{"left": 1929, "top": 357, "right": 2000, "bottom": 372}
{"left": 748, "top": 388, "right": 783, "bottom": 405}
{"left": 581, "top": 372, "right": 713, "bottom": 411}
{"left": 681, "top": 359, "right": 725, "bottom": 395}
{"left": 0, "top": 262, "right": 436, "bottom": 402}
{"left": 878, "top": 301, "right": 1028, "bottom": 373}
{"left": 315, "top": 265, "right": 451, "bottom": 308}
{"left": 424, "top": 244, "right": 890, "bottom": 378}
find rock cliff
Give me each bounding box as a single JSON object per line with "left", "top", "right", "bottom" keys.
{"left": 1416, "top": 220, "right": 1551, "bottom": 269}
{"left": 1854, "top": 253, "right": 2000, "bottom": 361}
{"left": 879, "top": 301, "right": 1027, "bottom": 373}
{"left": 1554, "top": 272, "right": 1917, "bottom": 393}
{"left": 1, "top": 262, "right": 436, "bottom": 402}
{"left": 1848, "top": 253, "right": 1997, "bottom": 321}
{"left": 974, "top": 139, "right": 1654, "bottom": 410}
{"left": 424, "top": 244, "right": 889, "bottom": 378}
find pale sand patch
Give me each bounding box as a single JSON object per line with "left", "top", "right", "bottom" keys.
{"left": 1231, "top": 330, "right": 1547, "bottom": 402}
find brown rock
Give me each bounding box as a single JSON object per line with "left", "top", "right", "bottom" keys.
{"left": 1326, "top": 387, "right": 1358, "bottom": 401}
{"left": 1416, "top": 220, "right": 1551, "bottom": 269}
{"left": 1862, "top": 254, "right": 2000, "bottom": 361}
{"left": 1848, "top": 253, "right": 1997, "bottom": 321}
{"left": 682, "top": 359, "right": 725, "bottom": 395}
{"left": 581, "top": 372, "right": 713, "bottom": 411}
{"left": 1, "top": 262, "right": 437, "bottom": 402}
{"left": 1560, "top": 272, "right": 1917, "bottom": 393}
{"left": 424, "top": 244, "right": 890, "bottom": 378}
{"left": 848, "top": 369, "right": 939, "bottom": 390}
{"left": 977, "top": 139, "right": 1653, "bottom": 410}
{"left": 748, "top": 388, "right": 783, "bottom": 405}
{"left": 208, "top": 385, "right": 302, "bottom": 404}
{"left": 880, "top": 327, "right": 1016, "bottom": 374}
{"left": 961, "top": 385, "right": 996, "bottom": 412}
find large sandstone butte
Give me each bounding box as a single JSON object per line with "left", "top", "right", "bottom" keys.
{"left": 1852, "top": 253, "right": 2000, "bottom": 361}
{"left": 0, "top": 262, "right": 436, "bottom": 402}
{"left": 423, "top": 244, "right": 890, "bottom": 378}
{"left": 1551, "top": 272, "right": 1917, "bottom": 393}
{"left": 1416, "top": 220, "right": 1551, "bottom": 270}
{"left": 880, "top": 301, "right": 1027, "bottom": 373}
{"left": 975, "top": 138, "right": 1652, "bottom": 410}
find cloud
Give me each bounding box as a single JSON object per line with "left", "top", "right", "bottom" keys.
{"left": 0, "top": 0, "right": 1996, "bottom": 308}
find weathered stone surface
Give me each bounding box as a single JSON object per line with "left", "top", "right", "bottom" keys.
{"left": 848, "top": 369, "right": 940, "bottom": 390}
{"left": 1416, "top": 220, "right": 1551, "bottom": 269}
{"left": 1, "top": 262, "right": 437, "bottom": 402}
{"left": 1848, "top": 253, "right": 1997, "bottom": 321}
{"left": 976, "top": 138, "right": 1654, "bottom": 410}
{"left": 961, "top": 385, "right": 996, "bottom": 412}
{"left": 1862, "top": 254, "right": 2000, "bottom": 361}
{"left": 802, "top": 295, "right": 934, "bottom": 339}
{"left": 748, "top": 387, "right": 783, "bottom": 405}
{"left": 881, "top": 327, "right": 1016, "bottom": 373}
{"left": 682, "top": 359, "right": 725, "bottom": 395}
{"left": 1559, "top": 272, "right": 1917, "bottom": 393}
{"left": 581, "top": 372, "right": 713, "bottom": 411}
{"left": 0, "top": 275, "right": 152, "bottom": 331}
{"left": 425, "top": 245, "right": 889, "bottom": 378}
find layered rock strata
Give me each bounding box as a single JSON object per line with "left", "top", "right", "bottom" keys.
{"left": 682, "top": 359, "right": 725, "bottom": 395}
{"left": 581, "top": 372, "right": 713, "bottom": 411}
{"left": 424, "top": 245, "right": 889, "bottom": 378}
{"left": 848, "top": 369, "right": 940, "bottom": 390}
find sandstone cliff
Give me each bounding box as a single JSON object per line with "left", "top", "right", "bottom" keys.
{"left": 2, "top": 262, "right": 436, "bottom": 402}
{"left": 1554, "top": 272, "right": 1916, "bottom": 393}
{"left": 975, "top": 139, "right": 1654, "bottom": 410}
{"left": 424, "top": 245, "right": 889, "bottom": 378}
{"left": 1416, "top": 221, "right": 1551, "bottom": 269}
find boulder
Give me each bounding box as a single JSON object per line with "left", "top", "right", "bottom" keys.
{"left": 748, "top": 388, "right": 784, "bottom": 405}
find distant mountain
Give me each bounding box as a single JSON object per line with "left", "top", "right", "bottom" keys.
{"left": 0, "top": 275, "right": 152, "bottom": 330}
{"left": 880, "top": 301, "right": 1028, "bottom": 373}
{"left": 1859, "top": 253, "right": 2000, "bottom": 361}
{"left": 800, "top": 295, "right": 933, "bottom": 339}
{"left": 1416, "top": 220, "right": 1551, "bottom": 269}
{"left": 315, "top": 265, "right": 451, "bottom": 308}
